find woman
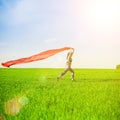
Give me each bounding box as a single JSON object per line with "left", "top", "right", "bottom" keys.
{"left": 57, "top": 48, "right": 75, "bottom": 81}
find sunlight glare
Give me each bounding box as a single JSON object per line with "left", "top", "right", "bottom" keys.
{"left": 95, "top": 0, "right": 118, "bottom": 24}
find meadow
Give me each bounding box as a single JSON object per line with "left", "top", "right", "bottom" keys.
{"left": 0, "top": 68, "right": 120, "bottom": 120}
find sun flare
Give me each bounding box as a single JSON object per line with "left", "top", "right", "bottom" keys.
{"left": 94, "top": 0, "right": 118, "bottom": 24}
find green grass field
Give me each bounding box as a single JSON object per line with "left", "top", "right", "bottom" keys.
{"left": 0, "top": 68, "right": 120, "bottom": 120}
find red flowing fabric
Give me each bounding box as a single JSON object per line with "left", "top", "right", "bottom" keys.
{"left": 1, "top": 47, "right": 71, "bottom": 67}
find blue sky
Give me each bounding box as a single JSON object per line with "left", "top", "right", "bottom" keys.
{"left": 0, "top": 0, "right": 120, "bottom": 68}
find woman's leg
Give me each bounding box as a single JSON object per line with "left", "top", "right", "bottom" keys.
{"left": 69, "top": 68, "right": 75, "bottom": 81}
{"left": 57, "top": 68, "right": 68, "bottom": 80}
